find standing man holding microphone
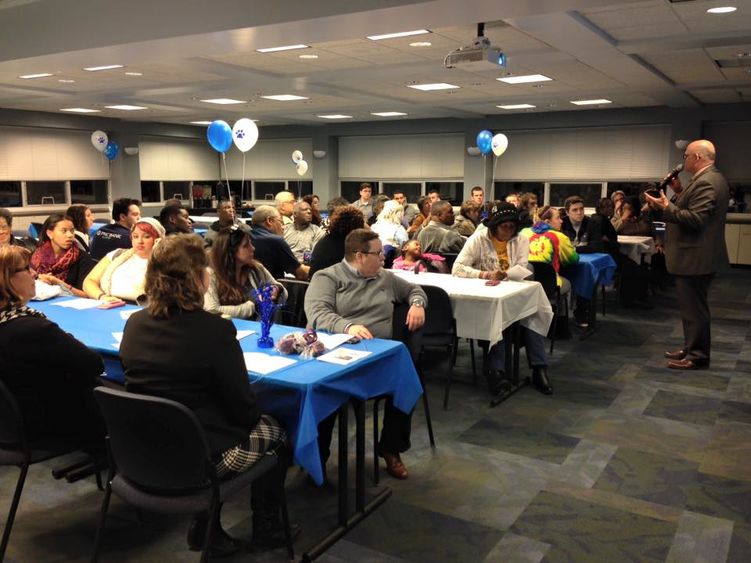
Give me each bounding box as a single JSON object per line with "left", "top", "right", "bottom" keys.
{"left": 644, "top": 139, "right": 729, "bottom": 370}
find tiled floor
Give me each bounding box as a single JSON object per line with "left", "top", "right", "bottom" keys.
{"left": 2, "top": 268, "right": 750, "bottom": 562}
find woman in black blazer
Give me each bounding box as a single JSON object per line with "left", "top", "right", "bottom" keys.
{"left": 119, "top": 234, "right": 294, "bottom": 556}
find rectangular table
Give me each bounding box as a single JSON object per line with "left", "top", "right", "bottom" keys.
{"left": 390, "top": 271, "right": 553, "bottom": 347}
{"left": 618, "top": 235, "right": 655, "bottom": 264}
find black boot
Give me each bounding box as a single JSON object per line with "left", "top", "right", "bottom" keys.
{"left": 532, "top": 367, "right": 553, "bottom": 395}
{"left": 186, "top": 511, "right": 243, "bottom": 557}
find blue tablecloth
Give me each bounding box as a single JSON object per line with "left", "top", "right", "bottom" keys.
{"left": 32, "top": 298, "right": 422, "bottom": 485}
{"left": 562, "top": 253, "right": 617, "bottom": 298}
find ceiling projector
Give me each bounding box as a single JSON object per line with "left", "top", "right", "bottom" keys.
{"left": 444, "top": 37, "right": 506, "bottom": 71}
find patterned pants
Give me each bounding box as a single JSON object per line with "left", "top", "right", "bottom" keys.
{"left": 215, "top": 414, "right": 287, "bottom": 478}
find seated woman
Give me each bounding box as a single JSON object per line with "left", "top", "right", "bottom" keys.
{"left": 371, "top": 200, "right": 408, "bottom": 250}
{"left": 204, "top": 226, "right": 287, "bottom": 319}
{"left": 83, "top": 217, "right": 165, "bottom": 302}
{"left": 520, "top": 205, "right": 579, "bottom": 293}
{"left": 407, "top": 196, "right": 431, "bottom": 238}
{"left": 31, "top": 213, "right": 96, "bottom": 298}
{"left": 66, "top": 204, "right": 95, "bottom": 253}
{"left": 0, "top": 245, "right": 103, "bottom": 448}
{"left": 308, "top": 204, "right": 365, "bottom": 278}
{"left": 119, "top": 235, "right": 295, "bottom": 555}
{"left": 0, "top": 207, "right": 37, "bottom": 251}
{"left": 453, "top": 203, "right": 553, "bottom": 399}
{"left": 454, "top": 200, "right": 482, "bottom": 237}
{"left": 391, "top": 239, "right": 447, "bottom": 273}
{"left": 302, "top": 194, "right": 323, "bottom": 226}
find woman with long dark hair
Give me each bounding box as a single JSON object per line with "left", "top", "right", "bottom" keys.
{"left": 66, "top": 204, "right": 95, "bottom": 252}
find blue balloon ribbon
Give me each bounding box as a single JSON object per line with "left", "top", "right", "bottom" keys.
{"left": 207, "top": 120, "right": 233, "bottom": 153}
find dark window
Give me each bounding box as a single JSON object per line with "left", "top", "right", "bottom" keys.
{"left": 728, "top": 181, "right": 750, "bottom": 213}
{"left": 71, "top": 180, "right": 108, "bottom": 204}
{"left": 26, "top": 181, "right": 66, "bottom": 205}
{"left": 140, "top": 181, "right": 161, "bottom": 203}
{"left": 0, "top": 181, "right": 22, "bottom": 207}
{"left": 254, "top": 181, "right": 285, "bottom": 201}
{"left": 607, "top": 182, "right": 648, "bottom": 200}
{"left": 549, "top": 183, "right": 603, "bottom": 207}
{"left": 494, "top": 182, "right": 544, "bottom": 204}
{"left": 163, "top": 181, "right": 191, "bottom": 202}
{"left": 340, "top": 181, "right": 380, "bottom": 203}
{"left": 191, "top": 183, "right": 214, "bottom": 209}
{"left": 229, "top": 180, "right": 251, "bottom": 201}
{"left": 426, "top": 182, "right": 463, "bottom": 205}
{"left": 287, "top": 180, "right": 313, "bottom": 198}
{"left": 382, "top": 182, "right": 421, "bottom": 203}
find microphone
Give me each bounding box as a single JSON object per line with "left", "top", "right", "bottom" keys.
{"left": 658, "top": 163, "right": 683, "bottom": 189}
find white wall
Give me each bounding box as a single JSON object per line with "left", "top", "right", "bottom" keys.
{"left": 139, "top": 138, "right": 219, "bottom": 181}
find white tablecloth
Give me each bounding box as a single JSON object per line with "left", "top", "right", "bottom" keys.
{"left": 391, "top": 271, "right": 553, "bottom": 347}
{"left": 618, "top": 235, "right": 655, "bottom": 264}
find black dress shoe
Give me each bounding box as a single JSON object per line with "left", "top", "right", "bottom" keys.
{"left": 667, "top": 358, "right": 708, "bottom": 370}
{"left": 532, "top": 367, "right": 553, "bottom": 395}
{"left": 251, "top": 523, "right": 301, "bottom": 550}
{"left": 664, "top": 349, "right": 686, "bottom": 360}
{"left": 187, "top": 518, "right": 243, "bottom": 557}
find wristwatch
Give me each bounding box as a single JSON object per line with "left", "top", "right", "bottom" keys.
{"left": 410, "top": 299, "right": 424, "bottom": 308}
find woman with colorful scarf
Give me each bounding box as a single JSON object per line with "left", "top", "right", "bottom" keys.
{"left": 30, "top": 213, "right": 96, "bottom": 298}
{"left": 0, "top": 245, "right": 103, "bottom": 445}
{"left": 520, "top": 205, "right": 579, "bottom": 293}
{"left": 83, "top": 217, "right": 165, "bottom": 302}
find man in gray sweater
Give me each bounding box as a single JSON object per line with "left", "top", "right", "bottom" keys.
{"left": 305, "top": 228, "right": 427, "bottom": 479}
{"left": 417, "top": 201, "right": 466, "bottom": 254}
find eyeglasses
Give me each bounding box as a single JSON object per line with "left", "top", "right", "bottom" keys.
{"left": 359, "top": 250, "right": 385, "bottom": 257}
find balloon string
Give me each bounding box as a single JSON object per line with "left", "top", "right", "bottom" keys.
{"left": 241, "top": 152, "right": 246, "bottom": 201}
{"left": 221, "top": 152, "right": 231, "bottom": 201}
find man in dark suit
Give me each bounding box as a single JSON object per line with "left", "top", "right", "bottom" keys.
{"left": 645, "top": 139, "right": 729, "bottom": 370}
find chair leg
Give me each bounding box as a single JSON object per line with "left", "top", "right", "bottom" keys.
{"left": 0, "top": 462, "right": 29, "bottom": 560}
{"left": 278, "top": 485, "right": 295, "bottom": 560}
{"left": 417, "top": 369, "right": 436, "bottom": 447}
{"left": 469, "top": 339, "right": 477, "bottom": 384}
{"left": 91, "top": 482, "right": 113, "bottom": 562}
{"left": 549, "top": 304, "right": 558, "bottom": 355}
{"left": 372, "top": 399, "right": 381, "bottom": 486}
{"left": 201, "top": 499, "right": 221, "bottom": 563}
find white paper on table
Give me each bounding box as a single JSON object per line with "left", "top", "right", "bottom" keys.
{"left": 112, "top": 332, "right": 124, "bottom": 343}
{"left": 315, "top": 332, "right": 352, "bottom": 351}
{"left": 506, "top": 265, "right": 533, "bottom": 282}
{"left": 120, "top": 309, "right": 138, "bottom": 320}
{"left": 235, "top": 330, "right": 256, "bottom": 341}
{"left": 317, "top": 348, "right": 372, "bottom": 366}
{"left": 243, "top": 353, "right": 296, "bottom": 375}
{"left": 53, "top": 298, "right": 102, "bottom": 310}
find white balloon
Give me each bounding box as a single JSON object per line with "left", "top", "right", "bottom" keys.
{"left": 232, "top": 118, "right": 259, "bottom": 153}
{"left": 491, "top": 133, "right": 509, "bottom": 157}
{"left": 91, "top": 130, "right": 108, "bottom": 152}
{"left": 291, "top": 150, "right": 303, "bottom": 163}
{"left": 296, "top": 160, "right": 308, "bottom": 176}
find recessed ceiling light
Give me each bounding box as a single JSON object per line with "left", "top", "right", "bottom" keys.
{"left": 58, "top": 79, "right": 75, "bottom": 83}
{"left": 707, "top": 6, "right": 737, "bottom": 14}
{"left": 409, "top": 41, "right": 432, "bottom": 47}
{"left": 83, "top": 64, "right": 124, "bottom": 72}
{"left": 105, "top": 104, "right": 148, "bottom": 110}
{"left": 371, "top": 111, "right": 408, "bottom": 117}
{"left": 497, "top": 74, "right": 552, "bottom": 84}
{"left": 124, "top": 71, "right": 143, "bottom": 76}
{"left": 367, "top": 29, "right": 430, "bottom": 41}
{"left": 256, "top": 44, "right": 309, "bottom": 53}
{"left": 317, "top": 114, "right": 352, "bottom": 119}
{"left": 570, "top": 98, "right": 612, "bottom": 105}
{"left": 299, "top": 54, "right": 319, "bottom": 59}
{"left": 497, "top": 104, "right": 536, "bottom": 109}
{"left": 60, "top": 108, "right": 101, "bottom": 113}
{"left": 407, "top": 82, "right": 459, "bottom": 91}
{"left": 200, "top": 98, "right": 247, "bottom": 105}
{"left": 19, "top": 73, "right": 53, "bottom": 79}
{"left": 190, "top": 121, "right": 213, "bottom": 125}
{"left": 261, "top": 94, "right": 309, "bottom": 101}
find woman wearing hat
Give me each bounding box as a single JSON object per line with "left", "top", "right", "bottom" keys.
{"left": 453, "top": 203, "right": 553, "bottom": 400}
{"left": 83, "top": 217, "right": 165, "bottom": 302}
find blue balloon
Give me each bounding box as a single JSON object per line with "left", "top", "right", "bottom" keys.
{"left": 104, "top": 141, "right": 119, "bottom": 161}
{"left": 207, "top": 120, "right": 233, "bottom": 153}
{"left": 476, "top": 129, "right": 493, "bottom": 155}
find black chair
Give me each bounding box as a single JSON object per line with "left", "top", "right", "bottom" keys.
{"left": 278, "top": 278, "right": 310, "bottom": 328}
{"left": 91, "top": 387, "right": 294, "bottom": 562}
{"left": 0, "top": 380, "right": 79, "bottom": 560}
{"left": 372, "top": 300, "right": 437, "bottom": 484}
{"left": 440, "top": 252, "right": 459, "bottom": 271}
{"left": 529, "top": 261, "right": 568, "bottom": 354}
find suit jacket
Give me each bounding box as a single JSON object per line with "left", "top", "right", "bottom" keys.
{"left": 662, "top": 165, "right": 729, "bottom": 275}
{"left": 120, "top": 308, "right": 260, "bottom": 456}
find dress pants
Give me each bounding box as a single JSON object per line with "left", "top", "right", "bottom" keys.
{"left": 674, "top": 273, "right": 714, "bottom": 364}
{"left": 488, "top": 328, "right": 547, "bottom": 371}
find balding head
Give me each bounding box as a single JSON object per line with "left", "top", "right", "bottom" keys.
{"left": 684, "top": 139, "right": 716, "bottom": 174}
{"left": 252, "top": 205, "right": 283, "bottom": 234}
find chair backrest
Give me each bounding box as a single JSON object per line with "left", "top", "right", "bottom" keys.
{"left": 278, "top": 278, "right": 310, "bottom": 328}
{"left": 421, "top": 285, "right": 455, "bottom": 337}
{"left": 93, "top": 387, "right": 213, "bottom": 492}
{"left": 0, "top": 380, "right": 25, "bottom": 448}
{"left": 529, "top": 261, "right": 557, "bottom": 301}
{"left": 440, "top": 253, "right": 459, "bottom": 270}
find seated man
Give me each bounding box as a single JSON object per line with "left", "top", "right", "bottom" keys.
{"left": 417, "top": 201, "right": 465, "bottom": 254}
{"left": 250, "top": 205, "right": 309, "bottom": 280}
{"left": 561, "top": 196, "right": 590, "bottom": 247}
{"left": 90, "top": 197, "right": 141, "bottom": 260}
{"left": 453, "top": 203, "right": 553, "bottom": 401}
{"left": 275, "top": 191, "right": 296, "bottom": 226}
{"left": 204, "top": 199, "right": 244, "bottom": 247}
{"left": 159, "top": 205, "right": 194, "bottom": 235}
{"left": 305, "top": 228, "right": 427, "bottom": 479}
{"left": 283, "top": 201, "right": 324, "bottom": 262}
{"left": 454, "top": 200, "right": 482, "bottom": 237}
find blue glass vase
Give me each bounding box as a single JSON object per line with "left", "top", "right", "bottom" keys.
{"left": 252, "top": 282, "right": 279, "bottom": 348}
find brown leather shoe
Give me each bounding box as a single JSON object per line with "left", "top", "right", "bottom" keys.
{"left": 664, "top": 349, "right": 686, "bottom": 360}
{"left": 667, "top": 358, "right": 708, "bottom": 370}
{"left": 381, "top": 452, "right": 408, "bottom": 480}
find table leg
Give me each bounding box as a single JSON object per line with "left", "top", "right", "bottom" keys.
{"left": 579, "top": 285, "right": 599, "bottom": 341}
{"left": 337, "top": 404, "right": 348, "bottom": 528}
